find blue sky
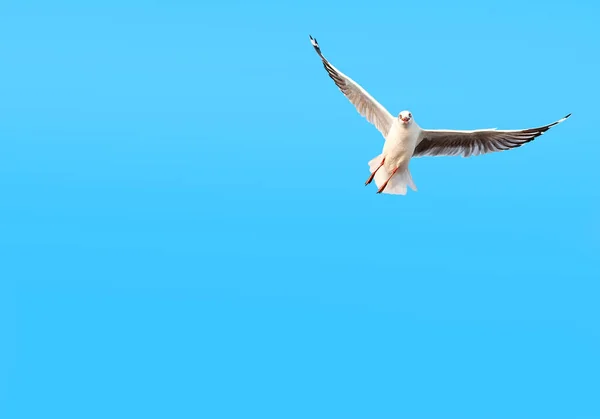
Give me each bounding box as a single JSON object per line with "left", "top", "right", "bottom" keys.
{"left": 1, "top": 0, "right": 599, "bottom": 418}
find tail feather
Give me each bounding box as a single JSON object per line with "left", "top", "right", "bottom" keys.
{"left": 368, "top": 155, "right": 384, "bottom": 172}
{"left": 368, "top": 155, "right": 417, "bottom": 195}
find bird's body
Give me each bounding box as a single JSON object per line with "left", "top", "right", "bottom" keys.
{"left": 383, "top": 118, "right": 419, "bottom": 171}
{"left": 308, "top": 35, "right": 571, "bottom": 195}
{"left": 370, "top": 117, "right": 421, "bottom": 194}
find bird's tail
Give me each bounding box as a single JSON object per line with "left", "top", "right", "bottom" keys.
{"left": 368, "top": 155, "right": 417, "bottom": 195}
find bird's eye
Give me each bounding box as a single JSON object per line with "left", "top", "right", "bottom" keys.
{"left": 408, "top": 113, "right": 412, "bottom": 118}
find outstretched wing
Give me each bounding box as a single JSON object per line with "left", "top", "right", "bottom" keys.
{"left": 413, "top": 114, "right": 571, "bottom": 158}
{"left": 309, "top": 35, "right": 394, "bottom": 138}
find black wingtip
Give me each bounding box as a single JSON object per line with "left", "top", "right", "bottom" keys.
{"left": 557, "top": 113, "right": 572, "bottom": 124}
{"left": 309, "top": 35, "right": 321, "bottom": 55}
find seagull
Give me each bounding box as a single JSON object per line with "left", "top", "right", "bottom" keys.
{"left": 309, "top": 35, "right": 571, "bottom": 195}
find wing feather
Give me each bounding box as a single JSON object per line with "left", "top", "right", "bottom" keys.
{"left": 309, "top": 35, "right": 394, "bottom": 138}
{"left": 413, "top": 114, "right": 571, "bottom": 158}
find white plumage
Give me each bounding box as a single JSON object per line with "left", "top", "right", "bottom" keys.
{"left": 309, "top": 35, "right": 571, "bottom": 195}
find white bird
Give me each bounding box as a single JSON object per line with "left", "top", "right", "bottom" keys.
{"left": 309, "top": 35, "right": 571, "bottom": 195}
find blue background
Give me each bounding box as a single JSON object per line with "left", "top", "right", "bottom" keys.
{"left": 1, "top": 0, "right": 599, "bottom": 418}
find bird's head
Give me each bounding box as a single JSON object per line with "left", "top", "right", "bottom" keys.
{"left": 398, "top": 110, "right": 412, "bottom": 125}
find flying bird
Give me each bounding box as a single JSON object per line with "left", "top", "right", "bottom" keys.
{"left": 309, "top": 35, "right": 571, "bottom": 195}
